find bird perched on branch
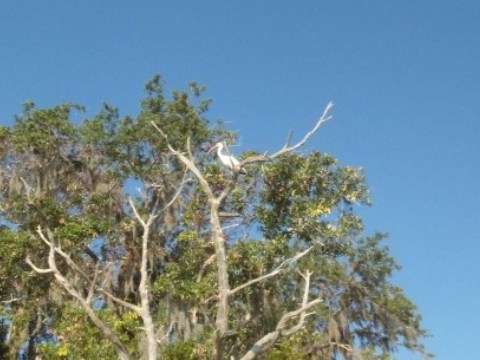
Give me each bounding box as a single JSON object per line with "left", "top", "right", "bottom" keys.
{"left": 208, "top": 142, "right": 246, "bottom": 174}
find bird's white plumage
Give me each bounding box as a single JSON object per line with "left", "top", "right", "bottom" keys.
{"left": 208, "top": 142, "right": 241, "bottom": 171}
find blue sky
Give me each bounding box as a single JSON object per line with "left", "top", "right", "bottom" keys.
{"left": 1, "top": 1, "right": 479, "bottom": 358}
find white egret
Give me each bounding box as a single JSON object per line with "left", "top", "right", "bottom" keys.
{"left": 208, "top": 142, "right": 244, "bottom": 173}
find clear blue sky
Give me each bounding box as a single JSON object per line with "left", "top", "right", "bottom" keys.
{"left": 2, "top": 1, "right": 479, "bottom": 358}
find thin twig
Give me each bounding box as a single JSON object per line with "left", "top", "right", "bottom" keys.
{"left": 239, "top": 270, "right": 322, "bottom": 360}
{"left": 158, "top": 168, "right": 189, "bottom": 212}
{"left": 271, "top": 101, "right": 333, "bottom": 158}
{"left": 25, "top": 256, "right": 54, "bottom": 274}
{"left": 285, "top": 130, "right": 294, "bottom": 147}
{"left": 96, "top": 289, "right": 141, "bottom": 313}
{"left": 1, "top": 297, "right": 22, "bottom": 305}
{"left": 241, "top": 101, "right": 333, "bottom": 167}
{"left": 128, "top": 198, "right": 146, "bottom": 227}
{"left": 196, "top": 254, "right": 217, "bottom": 283}
{"left": 229, "top": 247, "right": 313, "bottom": 297}
{"left": 86, "top": 263, "right": 101, "bottom": 306}
{"left": 157, "top": 321, "right": 175, "bottom": 344}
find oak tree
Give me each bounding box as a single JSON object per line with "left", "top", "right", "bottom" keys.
{"left": 0, "top": 76, "right": 430, "bottom": 359}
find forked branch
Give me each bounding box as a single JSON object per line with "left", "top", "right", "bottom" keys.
{"left": 229, "top": 246, "right": 313, "bottom": 297}
{"left": 239, "top": 270, "right": 322, "bottom": 360}
{"left": 26, "top": 227, "right": 131, "bottom": 360}
{"left": 241, "top": 101, "right": 333, "bottom": 166}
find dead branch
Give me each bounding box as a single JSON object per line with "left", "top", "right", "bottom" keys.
{"left": 128, "top": 199, "right": 159, "bottom": 360}
{"left": 151, "top": 122, "right": 214, "bottom": 198}
{"left": 196, "top": 253, "right": 217, "bottom": 283}
{"left": 26, "top": 228, "right": 131, "bottom": 360}
{"left": 128, "top": 198, "right": 147, "bottom": 227}
{"left": 0, "top": 297, "right": 23, "bottom": 305}
{"left": 241, "top": 101, "right": 333, "bottom": 166}
{"left": 159, "top": 167, "right": 189, "bottom": 212}
{"left": 229, "top": 246, "right": 313, "bottom": 297}
{"left": 19, "top": 177, "right": 34, "bottom": 203}
{"left": 270, "top": 101, "right": 333, "bottom": 158}
{"left": 150, "top": 106, "right": 331, "bottom": 359}
{"left": 35, "top": 227, "right": 141, "bottom": 314}
{"left": 157, "top": 321, "right": 175, "bottom": 345}
{"left": 96, "top": 288, "right": 141, "bottom": 313}
{"left": 151, "top": 123, "right": 231, "bottom": 359}
{"left": 239, "top": 270, "right": 322, "bottom": 360}
{"left": 86, "top": 262, "right": 101, "bottom": 305}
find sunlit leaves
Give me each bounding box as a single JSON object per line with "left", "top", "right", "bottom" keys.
{"left": 11, "top": 103, "right": 81, "bottom": 154}
{"left": 37, "top": 305, "right": 138, "bottom": 360}
{"left": 0, "top": 74, "right": 428, "bottom": 359}
{"left": 257, "top": 152, "right": 370, "bottom": 242}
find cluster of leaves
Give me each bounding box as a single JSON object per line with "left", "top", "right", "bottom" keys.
{"left": 0, "top": 75, "right": 429, "bottom": 359}
{"left": 37, "top": 306, "right": 141, "bottom": 359}
{"left": 152, "top": 231, "right": 217, "bottom": 302}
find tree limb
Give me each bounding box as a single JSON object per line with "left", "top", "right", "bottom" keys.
{"left": 239, "top": 270, "right": 322, "bottom": 360}
{"left": 25, "top": 256, "right": 54, "bottom": 274}
{"left": 196, "top": 253, "right": 216, "bottom": 283}
{"left": 229, "top": 246, "right": 313, "bottom": 297}
{"left": 271, "top": 101, "right": 333, "bottom": 158}
{"left": 241, "top": 101, "right": 333, "bottom": 167}
{"left": 26, "top": 228, "right": 131, "bottom": 360}
{"left": 96, "top": 288, "right": 141, "bottom": 313}
{"left": 128, "top": 199, "right": 159, "bottom": 360}
{"left": 128, "top": 198, "right": 147, "bottom": 227}
{"left": 151, "top": 121, "right": 214, "bottom": 199}
{"left": 86, "top": 262, "right": 101, "bottom": 305}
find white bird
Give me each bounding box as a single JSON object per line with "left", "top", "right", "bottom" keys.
{"left": 208, "top": 142, "right": 244, "bottom": 173}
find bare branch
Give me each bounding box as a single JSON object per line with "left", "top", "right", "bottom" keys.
{"left": 239, "top": 270, "right": 322, "bottom": 360}
{"left": 217, "top": 171, "right": 239, "bottom": 204}
{"left": 175, "top": 148, "right": 214, "bottom": 198}
{"left": 241, "top": 101, "right": 333, "bottom": 167}
{"left": 229, "top": 247, "right": 313, "bottom": 297}
{"left": 221, "top": 223, "right": 242, "bottom": 231}
{"left": 186, "top": 137, "right": 194, "bottom": 160}
{"left": 151, "top": 121, "right": 214, "bottom": 199}
{"left": 26, "top": 228, "right": 131, "bottom": 360}
{"left": 285, "top": 130, "right": 294, "bottom": 147}
{"left": 152, "top": 121, "right": 229, "bottom": 358}
{"left": 157, "top": 321, "right": 175, "bottom": 344}
{"left": 38, "top": 229, "right": 87, "bottom": 282}
{"left": 196, "top": 253, "right": 216, "bottom": 283}
{"left": 36, "top": 226, "right": 52, "bottom": 247}
{"left": 19, "top": 177, "right": 33, "bottom": 202}
{"left": 150, "top": 121, "right": 169, "bottom": 140}
{"left": 281, "top": 269, "right": 313, "bottom": 336}
{"left": 330, "top": 341, "right": 355, "bottom": 354}
{"left": 136, "top": 194, "right": 158, "bottom": 360}
{"left": 96, "top": 288, "right": 141, "bottom": 313}
{"left": 1, "top": 297, "right": 22, "bottom": 305}
{"left": 128, "top": 198, "right": 147, "bottom": 227}
{"left": 34, "top": 227, "right": 141, "bottom": 313}
{"left": 53, "top": 243, "right": 92, "bottom": 283}
{"left": 25, "top": 256, "right": 54, "bottom": 274}
{"left": 86, "top": 262, "right": 101, "bottom": 305}
{"left": 158, "top": 168, "right": 189, "bottom": 212}
{"left": 271, "top": 101, "right": 333, "bottom": 158}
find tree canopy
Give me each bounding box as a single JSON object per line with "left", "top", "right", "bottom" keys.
{"left": 0, "top": 75, "right": 430, "bottom": 359}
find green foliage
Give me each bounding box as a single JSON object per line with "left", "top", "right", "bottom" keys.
{"left": 161, "top": 338, "right": 211, "bottom": 360}
{"left": 265, "top": 333, "right": 310, "bottom": 360}
{"left": 11, "top": 103, "right": 81, "bottom": 154}
{"left": 0, "top": 75, "right": 429, "bottom": 359}
{"left": 257, "top": 152, "right": 370, "bottom": 241}
{"left": 161, "top": 329, "right": 214, "bottom": 359}
{"left": 37, "top": 305, "right": 142, "bottom": 360}
{"left": 153, "top": 231, "right": 216, "bottom": 302}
